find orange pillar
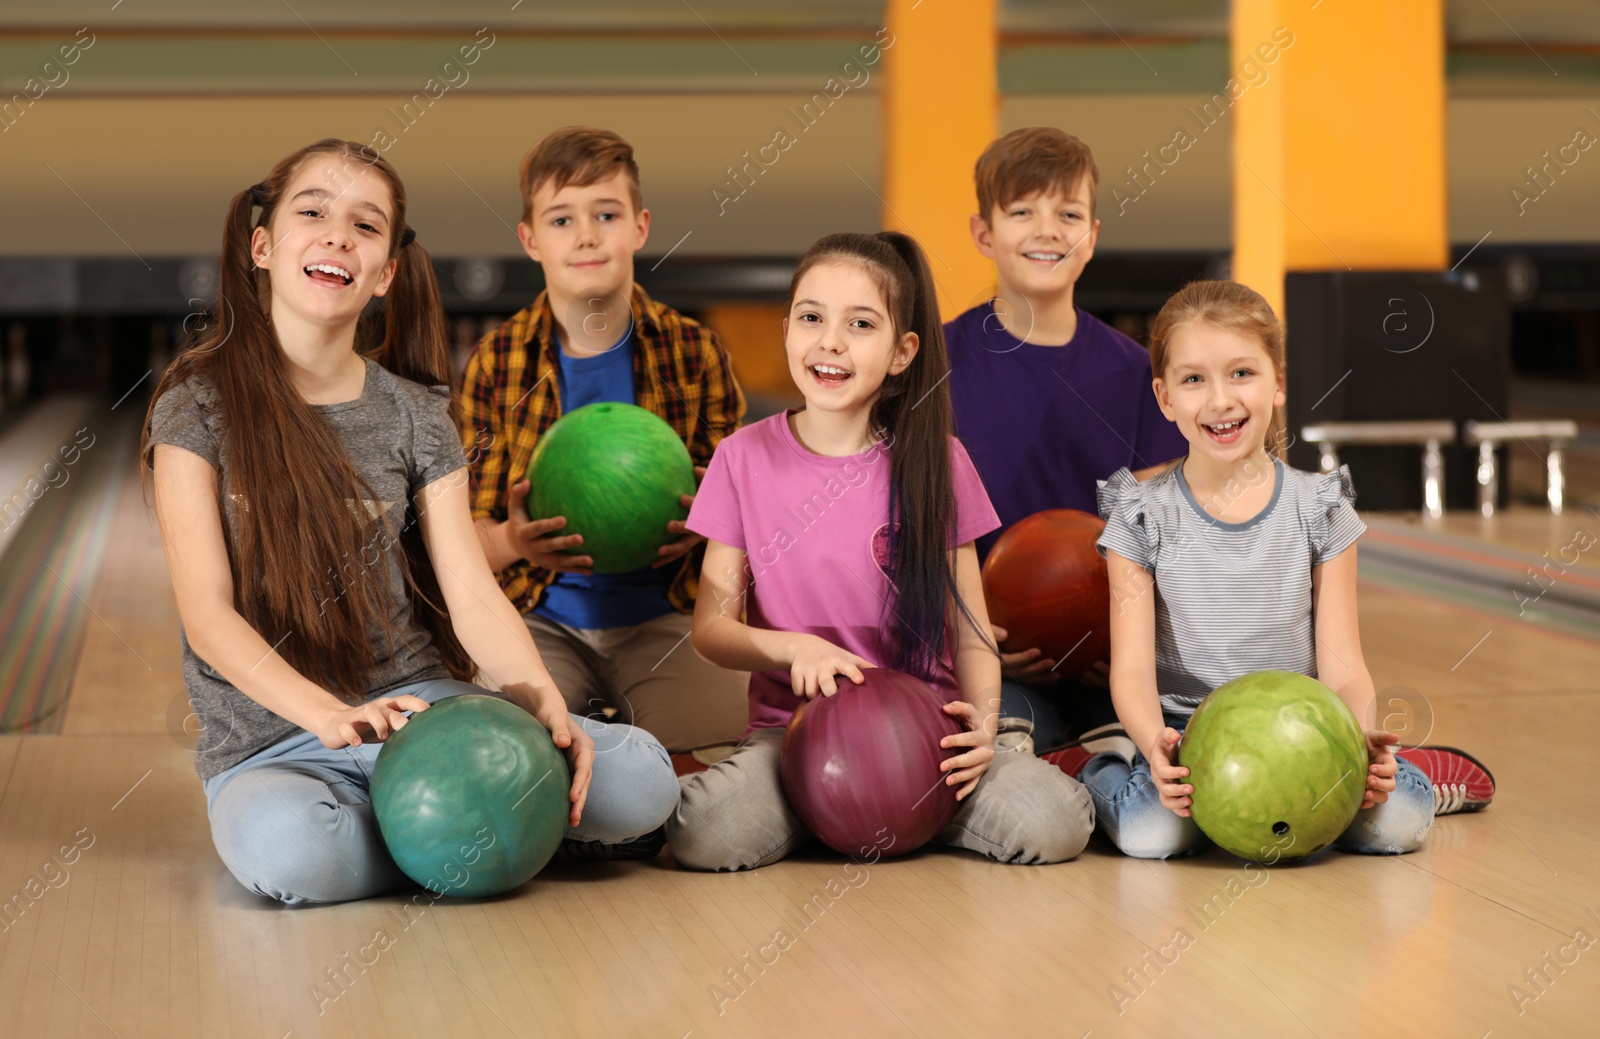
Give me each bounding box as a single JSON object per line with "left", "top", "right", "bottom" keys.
{"left": 881, "top": 0, "right": 999, "bottom": 320}
{"left": 1232, "top": 1, "right": 1448, "bottom": 317}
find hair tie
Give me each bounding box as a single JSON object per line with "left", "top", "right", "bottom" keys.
{"left": 400, "top": 227, "right": 416, "bottom": 248}
{"left": 248, "top": 182, "right": 268, "bottom": 206}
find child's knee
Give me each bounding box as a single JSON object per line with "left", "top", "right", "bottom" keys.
{"left": 583, "top": 721, "right": 679, "bottom": 840}
{"left": 209, "top": 771, "right": 393, "bottom": 905}
{"left": 1114, "top": 809, "right": 1207, "bottom": 860}
{"left": 973, "top": 753, "right": 1096, "bottom": 864}
{"left": 667, "top": 786, "right": 765, "bottom": 872}
{"left": 666, "top": 761, "right": 799, "bottom": 872}
{"left": 1337, "top": 797, "right": 1435, "bottom": 855}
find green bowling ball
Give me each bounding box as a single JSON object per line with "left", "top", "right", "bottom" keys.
{"left": 1179, "top": 670, "right": 1369, "bottom": 864}
{"left": 525, "top": 402, "right": 696, "bottom": 574}
{"left": 371, "top": 695, "right": 569, "bottom": 898}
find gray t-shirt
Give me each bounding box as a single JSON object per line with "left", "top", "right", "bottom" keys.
{"left": 1095, "top": 458, "right": 1365, "bottom": 716}
{"left": 149, "top": 358, "right": 468, "bottom": 779}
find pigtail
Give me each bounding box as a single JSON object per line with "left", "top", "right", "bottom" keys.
{"left": 371, "top": 230, "right": 476, "bottom": 683}
{"left": 372, "top": 235, "right": 453, "bottom": 392}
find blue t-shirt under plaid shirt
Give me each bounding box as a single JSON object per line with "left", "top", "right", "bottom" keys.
{"left": 1095, "top": 457, "right": 1366, "bottom": 716}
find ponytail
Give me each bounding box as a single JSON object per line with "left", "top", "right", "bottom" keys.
{"left": 785, "top": 232, "right": 989, "bottom": 682}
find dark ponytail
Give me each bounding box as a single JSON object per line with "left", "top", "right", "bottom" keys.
{"left": 785, "top": 232, "right": 988, "bottom": 682}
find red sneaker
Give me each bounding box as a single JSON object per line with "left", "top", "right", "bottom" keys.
{"left": 1041, "top": 724, "right": 1136, "bottom": 781}
{"left": 670, "top": 752, "right": 709, "bottom": 777}
{"left": 1042, "top": 745, "right": 1094, "bottom": 780}
{"left": 1396, "top": 746, "right": 1496, "bottom": 815}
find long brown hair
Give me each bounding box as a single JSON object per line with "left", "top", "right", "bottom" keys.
{"left": 1148, "top": 279, "right": 1289, "bottom": 460}
{"left": 786, "top": 232, "right": 987, "bottom": 681}
{"left": 142, "top": 139, "right": 473, "bottom": 702}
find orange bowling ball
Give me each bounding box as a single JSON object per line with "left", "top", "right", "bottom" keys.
{"left": 981, "top": 509, "right": 1111, "bottom": 678}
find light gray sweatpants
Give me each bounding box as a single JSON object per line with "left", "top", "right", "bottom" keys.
{"left": 667, "top": 728, "right": 1095, "bottom": 871}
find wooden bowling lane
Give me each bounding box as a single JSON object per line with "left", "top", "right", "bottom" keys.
{"left": 2, "top": 448, "right": 1597, "bottom": 1036}
{"left": 57, "top": 449, "right": 183, "bottom": 740}
{"left": 1, "top": 713, "right": 1597, "bottom": 1038}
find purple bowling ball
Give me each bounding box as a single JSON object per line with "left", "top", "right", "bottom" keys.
{"left": 779, "top": 667, "right": 964, "bottom": 857}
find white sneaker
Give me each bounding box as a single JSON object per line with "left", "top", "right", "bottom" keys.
{"left": 995, "top": 716, "right": 1036, "bottom": 756}
{"left": 1072, "top": 722, "right": 1137, "bottom": 764}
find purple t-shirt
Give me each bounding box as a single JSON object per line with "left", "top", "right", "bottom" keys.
{"left": 686, "top": 411, "right": 1001, "bottom": 733}
{"left": 945, "top": 303, "right": 1188, "bottom": 561}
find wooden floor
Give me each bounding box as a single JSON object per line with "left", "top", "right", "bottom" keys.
{"left": 2, "top": 461, "right": 1598, "bottom": 1038}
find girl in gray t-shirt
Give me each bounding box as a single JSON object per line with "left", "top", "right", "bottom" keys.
{"left": 1068, "top": 280, "right": 1438, "bottom": 861}
{"left": 142, "top": 140, "right": 677, "bottom": 904}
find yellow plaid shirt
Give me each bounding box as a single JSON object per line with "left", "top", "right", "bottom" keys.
{"left": 458, "top": 284, "right": 747, "bottom": 616}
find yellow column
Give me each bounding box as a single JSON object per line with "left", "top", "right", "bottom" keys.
{"left": 1232, "top": 1, "right": 1448, "bottom": 316}
{"left": 881, "top": 0, "right": 999, "bottom": 320}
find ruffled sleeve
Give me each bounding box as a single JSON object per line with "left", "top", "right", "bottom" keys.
{"left": 1306, "top": 464, "right": 1365, "bottom": 563}
{"left": 149, "top": 373, "right": 226, "bottom": 468}
{"left": 411, "top": 383, "right": 469, "bottom": 493}
{"left": 1095, "top": 467, "right": 1156, "bottom": 569}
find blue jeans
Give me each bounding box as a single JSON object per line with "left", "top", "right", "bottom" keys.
{"left": 202, "top": 678, "right": 679, "bottom": 905}
{"left": 1079, "top": 713, "right": 1435, "bottom": 860}
{"left": 999, "top": 678, "right": 1120, "bottom": 752}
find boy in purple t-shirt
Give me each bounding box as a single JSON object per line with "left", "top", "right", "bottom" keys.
{"left": 946, "top": 128, "right": 1187, "bottom": 751}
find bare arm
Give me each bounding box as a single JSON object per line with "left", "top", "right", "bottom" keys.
{"left": 1107, "top": 546, "right": 1194, "bottom": 815}
{"left": 1311, "top": 546, "right": 1375, "bottom": 725}
{"left": 942, "top": 542, "right": 998, "bottom": 798}
{"left": 692, "top": 538, "right": 873, "bottom": 698}
{"left": 152, "top": 444, "right": 426, "bottom": 748}
{"left": 1106, "top": 548, "right": 1166, "bottom": 756}
{"left": 1312, "top": 544, "right": 1394, "bottom": 808}
{"left": 416, "top": 468, "right": 594, "bottom": 824}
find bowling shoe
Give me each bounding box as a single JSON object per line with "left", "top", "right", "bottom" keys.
{"left": 1395, "top": 746, "right": 1496, "bottom": 815}
{"left": 1040, "top": 723, "right": 1137, "bottom": 779}
{"left": 550, "top": 825, "right": 668, "bottom": 863}
{"left": 995, "top": 717, "right": 1037, "bottom": 756}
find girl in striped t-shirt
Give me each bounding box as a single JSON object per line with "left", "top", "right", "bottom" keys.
{"left": 1064, "top": 280, "right": 1439, "bottom": 860}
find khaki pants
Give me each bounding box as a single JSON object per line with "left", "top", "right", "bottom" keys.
{"left": 522, "top": 609, "right": 749, "bottom": 754}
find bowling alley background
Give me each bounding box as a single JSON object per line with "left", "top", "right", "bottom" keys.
{"left": 3, "top": 3, "right": 1600, "bottom": 1038}
{"left": 4, "top": 0, "right": 1600, "bottom": 446}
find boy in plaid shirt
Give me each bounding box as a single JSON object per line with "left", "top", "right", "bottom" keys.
{"left": 460, "top": 126, "right": 749, "bottom": 756}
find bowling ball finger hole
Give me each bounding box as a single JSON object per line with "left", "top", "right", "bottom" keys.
{"left": 1271, "top": 821, "right": 1290, "bottom": 837}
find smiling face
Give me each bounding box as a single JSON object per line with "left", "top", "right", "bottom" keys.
{"left": 972, "top": 178, "right": 1100, "bottom": 301}
{"left": 249, "top": 155, "right": 399, "bottom": 328}
{"left": 517, "top": 168, "right": 650, "bottom": 307}
{"left": 784, "top": 259, "right": 918, "bottom": 422}
{"left": 1155, "top": 321, "right": 1286, "bottom": 464}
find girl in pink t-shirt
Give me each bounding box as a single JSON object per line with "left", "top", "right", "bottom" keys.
{"left": 666, "top": 231, "right": 1094, "bottom": 872}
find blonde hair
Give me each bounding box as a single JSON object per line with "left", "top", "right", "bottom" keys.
{"left": 1148, "top": 280, "right": 1288, "bottom": 460}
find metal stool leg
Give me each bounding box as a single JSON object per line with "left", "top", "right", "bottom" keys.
{"left": 1547, "top": 442, "right": 1567, "bottom": 515}
{"left": 1475, "top": 440, "right": 1498, "bottom": 518}
{"left": 1423, "top": 438, "right": 1445, "bottom": 520}
{"left": 1317, "top": 443, "right": 1341, "bottom": 474}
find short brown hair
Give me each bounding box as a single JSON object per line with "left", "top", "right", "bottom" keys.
{"left": 975, "top": 127, "right": 1100, "bottom": 221}
{"left": 518, "top": 126, "right": 643, "bottom": 225}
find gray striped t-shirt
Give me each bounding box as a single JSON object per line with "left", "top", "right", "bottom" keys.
{"left": 1095, "top": 458, "right": 1365, "bottom": 716}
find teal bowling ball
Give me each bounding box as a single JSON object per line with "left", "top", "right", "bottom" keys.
{"left": 371, "top": 695, "right": 570, "bottom": 898}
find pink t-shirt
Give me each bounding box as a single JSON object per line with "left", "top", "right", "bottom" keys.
{"left": 687, "top": 411, "right": 1001, "bottom": 732}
